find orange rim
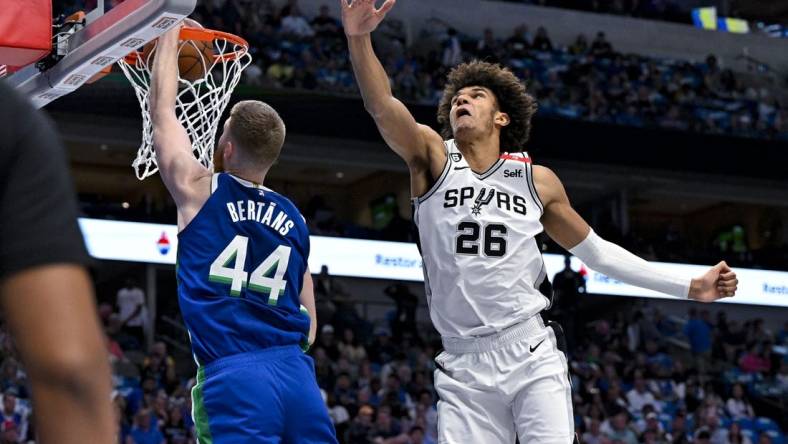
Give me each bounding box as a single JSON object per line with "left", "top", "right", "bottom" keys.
{"left": 123, "top": 26, "right": 249, "bottom": 64}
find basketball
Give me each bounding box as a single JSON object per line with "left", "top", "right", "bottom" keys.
{"left": 177, "top": 39, "right": 215, "bottom": 81}
{"left": 140, "top": 38, "right": 214, "bottom": 82}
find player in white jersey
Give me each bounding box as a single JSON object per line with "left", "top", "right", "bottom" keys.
{"left": 342, "top": 1, "right": 739, "bottom": 442}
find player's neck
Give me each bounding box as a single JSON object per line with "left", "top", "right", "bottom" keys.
{"left": 224, "top": 168, "right": 267, "bottom": 187}
{"left": 455, "top": 135, "right": 501, "bottom": 173}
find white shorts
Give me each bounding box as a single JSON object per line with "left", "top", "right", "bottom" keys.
{"left": 434, "top": 316, "right": 575, "bottom": 444}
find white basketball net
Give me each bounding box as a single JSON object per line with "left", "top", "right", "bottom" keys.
{"left": 118, "top": 34, "right": 252, "bottom": 180}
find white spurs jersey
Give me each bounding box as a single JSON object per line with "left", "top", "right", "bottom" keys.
{"left": 412, "top": 139, "right": 552, "bottom": 338}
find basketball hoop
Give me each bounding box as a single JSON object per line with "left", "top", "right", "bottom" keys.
{"left": 118, "top": 26, "right": 252, "bottom": 180}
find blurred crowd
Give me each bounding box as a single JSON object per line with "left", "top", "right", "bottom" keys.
{"left": 564, "top": 307, "right": 788, "bottom": 444}
{"left": 0, "top": 268, "right": 786, "bottom": 443}
{"left": 189, "top": 0, "right": 788, "bottom": 141}
{"left": 503, "top": 0, "right": 690, "bottom": 23}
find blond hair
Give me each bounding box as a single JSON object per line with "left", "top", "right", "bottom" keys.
{"left": 227, "top": 100, "right": 286, "bottom": 167}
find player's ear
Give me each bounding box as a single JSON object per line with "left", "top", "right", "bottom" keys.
{"left": 495, "top": 111, "right": 510, "bottom": 128}
{"left": 224, "top": 141, "right": 234, "bottom": 160}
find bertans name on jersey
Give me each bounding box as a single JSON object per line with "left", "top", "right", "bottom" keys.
{"left": 443, "top": 186, "right": 528, "bottom": 216}
{"left": 225, "top": 200, "right": 295, "bottom": 236}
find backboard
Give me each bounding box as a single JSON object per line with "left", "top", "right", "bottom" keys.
{"left": 4, "top": 0, "right": 196, "bottom": 108}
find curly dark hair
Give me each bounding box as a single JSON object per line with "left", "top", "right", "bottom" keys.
{"left": 437, "top": 61, "right": 538, "bottom": 152}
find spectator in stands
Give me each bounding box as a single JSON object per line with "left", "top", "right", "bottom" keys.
{"left": 347, "top": 404, "right": 375, "bottom": 443}
{"left": 684, "top": 308, "right": 712, "bottom": 376}
{"left": 532, "top": 26, "right": 553, "bottom": 51}
{"left": 726, "top": 383, "right": 755, "bottom": 420}
{"left": 757, "top": 432, "right": 773, "bottom": 444}
{"left": 728, "top": 422, "right": 753, "bottom": 444}
{"left": 669, "top": 413, "right": 691, "bottom": 444}
{"left": 266, "top": 53, "right": 296, "bottom": 87}
{"left": 695, "top": 429, "right": 712, "bottom": 444}
{"left": 371, "top": 405, "right": 403, "bottom": 441}
{"left": 739, "top": 342, "right": 771, "bottom": 374}
{"left": 338, "top": 327, "right": 367, "bottom": 365}
{"left": 746, "top": 319, "right": 771, "bottom": 345}
{"left": 242, "top": 61, "right": 264, "bottom": 86}
{"left": 313, "top": 347, "right": 336, "bottom": 390}
{"left": 475, "top": 28, "right": 502, "bottom": 63}
{"left": 326, "top": 390, "right": 351, "bottom": 439}
{"left": 312, "top": 4, "right": 342, "bottom": 38}
{"left": 142, "top": 342, "right": 177, "bottom": 393}
{"left": 637, "top": 409, "right": 665, "bottom": 435}
{"left": 0, "top": 389, "right": 26, "bottom": 443}
{"left": 568, "top": 34, "right": 589, "bottom": 55}
{"left": 414, "top": 390, "right": 438, "bottom": 442}
{"left": 590, "top": 31, "right": 614, "bottom": 57}
{"left": 161, "top": 402, "right": 188, "bottom": 443}
{"left": 699, "top": 413, "right": 728, "bottom": 444}
{"left": 552, "top": 256, "right": 586, "bottom": 350}
{"left": 582, "top": 418, "right": 605, "bottom": 444}
{"left": 0, "top": 360, "right": 25, "bottom": 400}
{"left": 778, "top": 361, "right": 788, "bottom": 392}
{"left": 660, "top": 105, "right": 689, "bottom": 130}
{"left": 280, "top": 2, "right": 314, "bottom": 38}
{"left": 315, "top": 265, "right": 343, "bottom": 300}
{"left": 627, "top": 374, "right": 660, "bottom": 414}
{"left": 319, "top": 323, "right": 342, "bottom": 361}
{"left": 106, "top": 332, "right": 126, "bottom": 363}
{"left": 117, "top": 277, "right": 147, "bottom": 348}
{"left": 441, "top": 28, "right": 463, "bottom": 67}
{"left": 107, "top": 312, "right": 139, "bottom": 354}
{"left": 385, "top": 283, "right": 419, "bottom": 341}
{"left": 602, "top": 405, "right": 638, "bottom": 444}
{"left": 127, "top": 408, "right": 164, "bottom": 444}
{"left": 368, "top": 328, "right": 397, "bottom": 365}
{"left": 505, "top": 24, "right": 531, "bottom": 59}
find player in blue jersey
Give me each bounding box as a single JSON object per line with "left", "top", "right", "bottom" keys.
{"left": 149, "top": 21, "right": 337, "bottom": 444}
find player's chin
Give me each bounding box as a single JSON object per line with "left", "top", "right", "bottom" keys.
{"left": 452, "top": 122, "right": 476, "bottom": 137}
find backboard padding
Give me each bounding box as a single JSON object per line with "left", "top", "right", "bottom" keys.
{"left": 6, "top": 0, "right": 196, "bottom": 108}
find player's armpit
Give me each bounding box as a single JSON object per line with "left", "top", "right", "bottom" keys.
{"left": 532, "top": 165, "right": 591, "bottom": 250}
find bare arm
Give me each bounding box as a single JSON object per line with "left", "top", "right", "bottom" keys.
{"left": 534, "top": 165, "right": 738, "bottom": 302}
{"left": 342, "top": 0, "right": 444, "bottom": 178}
{"left": 300, "top": 271, "right": 318, "bottom": 347}
{"left": 150, "top": 21, "right": 211, "bottom": 229}
{"left": 0, "top": 265, "right": 114, "bottom": 444}
{"left": 532, "top": 165, "right": 590, "bottom": 250}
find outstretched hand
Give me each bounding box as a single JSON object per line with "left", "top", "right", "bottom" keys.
{"left": 341, "top": 0, "right": 396, "bottom": 36}
{"left": 689, "top": 261, "right": 738, "bottom": 303}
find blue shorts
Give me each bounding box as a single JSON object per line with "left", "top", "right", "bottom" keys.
{"left": 191, "top": 345, "right": 337, "bottom": 444}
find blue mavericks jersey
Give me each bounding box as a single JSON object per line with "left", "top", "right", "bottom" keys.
{"left": 177, "top": 173, "right": 311, "bottom": 365}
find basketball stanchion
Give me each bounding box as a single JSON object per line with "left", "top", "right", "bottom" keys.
{"left": 118, "top": 25, "right": 251, "bottom": 180}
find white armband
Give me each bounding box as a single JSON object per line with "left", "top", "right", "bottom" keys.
{"left": 569, "top": 229, "right": 690, "bottom": 299}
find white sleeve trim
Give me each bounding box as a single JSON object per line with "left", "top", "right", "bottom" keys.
{"left": 569, "top": 229, "right": 690, "bottom": 299}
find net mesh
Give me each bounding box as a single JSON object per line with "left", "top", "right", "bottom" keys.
{"left": 118, "top": 33, "right": 251, "bottom": 180}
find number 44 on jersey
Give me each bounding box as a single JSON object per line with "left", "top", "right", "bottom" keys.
{"left": 209, "top": 235, "right": 291, "bottom": 305}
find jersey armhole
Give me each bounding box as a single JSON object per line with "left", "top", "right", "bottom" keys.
{"left": 414, "top": 141, "right": 451, "bottom": 204}
{"left": 523, "top": 153, "right": 544, "bottom": 215}
{"left": 211, "top": 173, "right": 220, "bottom": 194}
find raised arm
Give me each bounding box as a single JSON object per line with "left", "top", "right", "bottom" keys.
{"left": 341, "top": 0, "right": 443, "bottom": 173}
{"left": 533, "top": 165, "right": 738, "bottom": 303}
{"left": 150, "top": 21, "right": 211, "bottom": 229}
